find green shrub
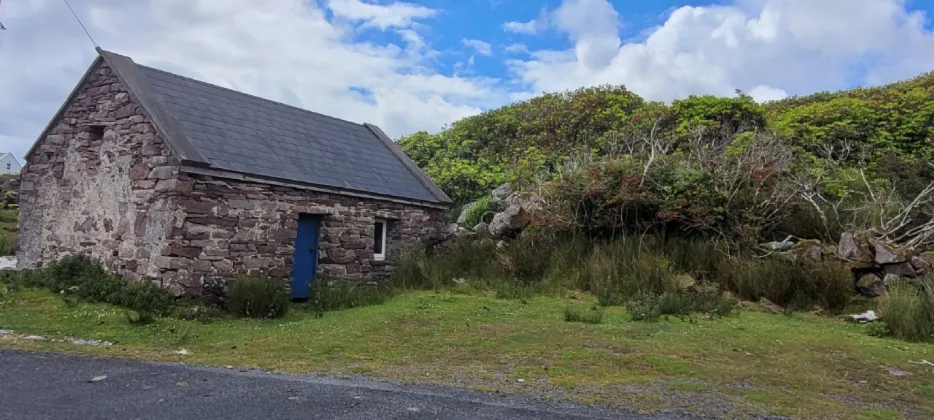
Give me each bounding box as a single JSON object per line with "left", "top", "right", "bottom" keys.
{"left": 866, "top": 321, "right": 892, "bottom": 338}
{"left": 0, "top": 255, "right": 178, "bottom": 321}
{"left": 627, "top": 292, "right": 663, "bottom": 322}
{"left": 462, "top": 197, "right": 492, "bottom": 228}
{"left": 43, "top": 255, "right": 125, "bottom": 302}
{"left": 877, "top": 278, "right": 934, "bottom": 342}
{"left": 307, "top": 279, "right": 394, "bottom": 312}
{"left": 110, "top": 280, "right": 175, "bottom": 319}
{"left": 226, "top": 276, "right": 290, "bottom": 319}
{"left": 564, "top": 306, "right": 604, "bottom": 324}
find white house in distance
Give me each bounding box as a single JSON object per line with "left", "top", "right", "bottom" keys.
{"left": 0, "top": 153, "right": 22, "bottom": 175}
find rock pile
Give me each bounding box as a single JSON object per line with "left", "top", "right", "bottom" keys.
{"left": 761, "top": 233, "right": 934, "bottom": 298}
{"left": 452, "top": 183, "right": 545, "bottom": 240}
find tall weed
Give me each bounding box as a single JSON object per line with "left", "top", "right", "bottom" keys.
{"left": 394, "top": 240, "right": 502, "bottom": 290}
{"left": 0, "top": 231, "right": 11, "bottom": 256}
{"left": 584, "top": 239, "right": 677, "bottom": 306}
{"left": 877, "top": 278, "right": 934, "bottom": 342}
{"left": 717, "top": 257, "right": 852, "bottom": 312}
{"left": 225, "top": 276, "right": 290, "bottom": 319}
{"left": 308, "top": 279, "right": 395, "bottom": 312}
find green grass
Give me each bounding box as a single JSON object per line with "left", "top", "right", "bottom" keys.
{"left": 0, "top": 289, "right": 932, "bottom": 419}
{"left": 0, "top": 209, "right": 16, "bottom": 256}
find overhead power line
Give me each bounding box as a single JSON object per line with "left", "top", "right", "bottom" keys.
{"left": 63, "top": 0, "right": 98, "bottom": 48}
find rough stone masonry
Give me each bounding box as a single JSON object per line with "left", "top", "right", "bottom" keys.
{"left": 17, "top": 60, "right": 445, "bottom": 298}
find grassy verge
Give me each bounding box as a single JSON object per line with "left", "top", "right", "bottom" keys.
{"left": 1, "top": 288, "right": 932, "bottom": 420}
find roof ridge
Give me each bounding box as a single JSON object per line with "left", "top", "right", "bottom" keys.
{"left": 136, "top": 64, "right": 367, "bottom": 129}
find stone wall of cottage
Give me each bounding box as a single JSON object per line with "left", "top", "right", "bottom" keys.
{"left": 16, "top": 62, "right": 189, "bottom": 285}
{"left": 16, "top": 61, "right": 446, "bottom": 298}
{"left": 167, "top": 173, "right": 445, "bottom": 297}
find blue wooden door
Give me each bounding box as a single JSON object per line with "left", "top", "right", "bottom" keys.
{"left": 291, "top": 215, "right": 321, "bottom": 299}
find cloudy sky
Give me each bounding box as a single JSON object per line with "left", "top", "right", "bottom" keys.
{"left": 1, "top": 0, "right": 933, "bottom": 163}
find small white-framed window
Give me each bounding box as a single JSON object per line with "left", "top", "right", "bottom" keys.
{"left": 4, "top": 163, "right": 9, "bottom": 171}
{"left": 373, "top": 219, "right": 387, "bottom": 261}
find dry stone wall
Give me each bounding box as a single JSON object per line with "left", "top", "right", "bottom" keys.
{"left": 17, "top": 62, "right": 188, "bottom": 286}
{"left": 169, "top": 173, "right": 445, "bottom": 297}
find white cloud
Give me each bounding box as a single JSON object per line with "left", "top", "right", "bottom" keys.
{"left": 502, "top": 19, "right": 539, "bottom": 35}
{"left": 748, "top": 85, "right": 789, "bottom": 102}
{"left": 461, "top": 38, "right": 493, "bottom": 56}
{"left": 326, "top": 0, "right": 438, "bottom": 30}
{"left": 504, "top": 43, "right": 530, "bottom": 54}
{"left": 508, "top": 0, "right": 934, "bottom": 103}
{"left": 0, "top": 0, "right": 498, "bottom": 162}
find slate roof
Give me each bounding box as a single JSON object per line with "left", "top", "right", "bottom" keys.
{"left": 34, "top": 48, "right": 451, "bottom": 205}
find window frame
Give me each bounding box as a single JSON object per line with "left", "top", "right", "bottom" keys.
{"left": 373, "top": 219, "right": 388, "bottom": 261}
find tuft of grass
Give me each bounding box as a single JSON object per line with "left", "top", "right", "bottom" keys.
{"left": 225, "top": 276, "right": 290, "bottom": 319}
{"left": 563, "top": 306, "right": 604, "bottom": 324}
{"left": 876, "top": 277, "right": 934, "bottom": 342}
{"left": 306, "top": 279, "right": 395, "bottom": 312}
{"left": 627, "top": 289, "right": 737, "bottom": 322}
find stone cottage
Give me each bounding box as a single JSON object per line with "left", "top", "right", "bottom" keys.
{"left": 17, "top": 48, "right": 451, "bottom": 298}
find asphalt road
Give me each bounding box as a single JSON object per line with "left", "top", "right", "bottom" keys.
{"left": 0, "top": 350, "right": 695, "bottom": 420}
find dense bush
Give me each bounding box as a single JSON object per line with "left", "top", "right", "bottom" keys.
{"left": 877, "top": 278, "right": 934, "bottom": 343}
{"left": 399, "top": 72, "right": 934, "bottom": 206}
{"left": 225, "top": 276, "right": 290, "bottom": 319}
{"left": 43, "top": 255, "right": 125, "bottom": 301}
